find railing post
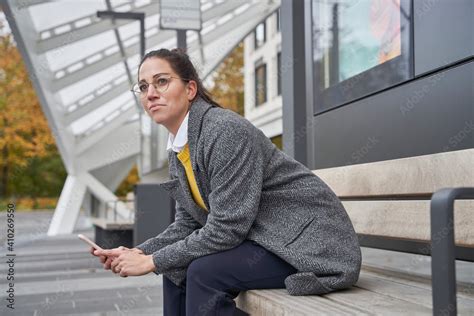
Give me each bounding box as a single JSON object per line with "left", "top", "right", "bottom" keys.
{"left": 430, "top": 187, "right": 474, "bottom": 315}
{"left": 113, "top": 200, "right": 118, "bottom": 222}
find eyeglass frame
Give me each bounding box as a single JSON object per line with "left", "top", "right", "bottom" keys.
{"left": 130, "top": 73, "right": 191, "bottom": 97}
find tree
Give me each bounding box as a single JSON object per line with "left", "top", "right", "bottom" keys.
{"left": 115, "top": 165, "right": 139, "bottom": 198}
{"left": 208, "top": 42, "right": 244, "bottom": 116}
{"left": 0, "top": 28, "right": 64, "bottom": 201}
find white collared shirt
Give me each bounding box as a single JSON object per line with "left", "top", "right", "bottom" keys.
{"left": 166, "top": 112, "right": 189, "bottom": 153}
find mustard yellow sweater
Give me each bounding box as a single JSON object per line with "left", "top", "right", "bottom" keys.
{"left": 177, "top": 144, "right": 208, "bottom": 211}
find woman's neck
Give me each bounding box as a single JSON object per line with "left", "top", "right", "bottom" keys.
{"left": 167, "top": 110, "right": 189, "bottom": 136}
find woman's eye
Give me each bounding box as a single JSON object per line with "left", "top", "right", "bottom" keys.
{"left": 139, "top": 84, "right": 148, "bottom": 92}
{"left": 157, "top": 78, "right": 168, "bottom": 86}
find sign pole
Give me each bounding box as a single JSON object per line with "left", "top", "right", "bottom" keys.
{"left": 177, "top": 30, "right": 187, "bottom": 51}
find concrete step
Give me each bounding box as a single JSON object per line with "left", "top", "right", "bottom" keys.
{"left": 0, "top": 224, "right": 162, "bottom": 315}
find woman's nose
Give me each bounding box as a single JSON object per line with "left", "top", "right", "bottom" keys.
{"left": 146, "top": 84, "right": 160, "bottom": 100}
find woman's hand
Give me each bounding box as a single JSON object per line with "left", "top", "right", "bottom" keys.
{"left": 94, "top": 248, "right": 154, "bottom": 277}
{"left": 91, "top": 246, "right": 144, "bottom": 271}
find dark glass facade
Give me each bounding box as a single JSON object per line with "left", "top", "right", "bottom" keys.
{"left": 312, "top": 0, "right": 412, "bottom": 114}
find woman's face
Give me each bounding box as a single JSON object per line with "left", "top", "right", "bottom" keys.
{"left": 138, "top": 57, "right": 196, "bottom": 134}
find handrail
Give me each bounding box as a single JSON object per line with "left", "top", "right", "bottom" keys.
{"left": 101, "top": 198, "right": 135, "bottom": 223}
{"left": 430, "top": 187, "right": 474, "bottom": 315}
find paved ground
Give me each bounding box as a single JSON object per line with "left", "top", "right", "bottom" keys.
{"left": 0, "top": 210, "right": 162, "bottom": 315}
{"left": 0, "top": 210, "right": 59, "bottom": 247}
{"left": 0, "top": 211, "right": 472, "bottom": 315}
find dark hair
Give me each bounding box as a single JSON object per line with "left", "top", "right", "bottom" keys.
{"left": 138, "top": 48, "right": 221, "bottom": 107}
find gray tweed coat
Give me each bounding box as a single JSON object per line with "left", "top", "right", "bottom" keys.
{"left": 135, "top": 97, "right": 361, "bottom": 295}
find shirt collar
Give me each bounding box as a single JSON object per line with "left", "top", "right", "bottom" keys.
{"left": 167, "top": 112, "right": 189, "bottom": 153}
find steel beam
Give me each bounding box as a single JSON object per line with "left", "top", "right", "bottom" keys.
{"left": 35, "top": 2, "right": 158, "bottom": 54}
{"left": 47, "top": 175, "right": 87, "bottom": 235}
{"left": 75, "top": 106, "right": 136, "bottom": 155}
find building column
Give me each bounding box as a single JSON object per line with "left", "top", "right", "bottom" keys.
{"left": 47, "top": 175, "right": 86, "bottom": 236}
{"left": 281, "top": 0, "right": 313, "bottom": 167}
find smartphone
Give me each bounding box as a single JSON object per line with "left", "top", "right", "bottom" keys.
{"left": 78, "top": 234, "right": 103, "bottom": 251}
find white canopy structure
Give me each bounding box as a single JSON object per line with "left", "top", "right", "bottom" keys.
{"left": 2, "top": 0, "right": 280, "bottom": 235}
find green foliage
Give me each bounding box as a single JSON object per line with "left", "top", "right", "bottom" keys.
{"left": 10, "top": 149, "right": 67, "bottom": 198}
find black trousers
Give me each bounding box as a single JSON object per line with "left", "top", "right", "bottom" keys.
{"left": 162, "top": 240, "right": 297, "bottom": 316}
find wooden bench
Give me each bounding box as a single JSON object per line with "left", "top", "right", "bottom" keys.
{"left": 236, "top": 149, "right": 474, "bottom": 315}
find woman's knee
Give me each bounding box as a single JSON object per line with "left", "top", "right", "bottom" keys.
{"left": 187, "top": 255, "right": 223, "bottom": 284}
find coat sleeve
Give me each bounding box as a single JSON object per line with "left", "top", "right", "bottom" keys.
{"left": 150, "top": 121, "right": 265, "bottom": 274}
{"left": 134, "top": 200, "right": 202, "bottom": 255}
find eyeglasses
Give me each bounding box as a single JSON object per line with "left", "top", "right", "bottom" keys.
{"left": 131, "top": 74, "right": 190, "bottom": 96}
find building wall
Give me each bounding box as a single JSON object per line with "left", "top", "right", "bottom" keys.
{"left": 303, "top": 0, "right": 473, "bottom": 169}
{"left": 244, "top": 10, "right": 282, "bottom": 139}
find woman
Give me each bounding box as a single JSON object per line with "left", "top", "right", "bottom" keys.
{"left": 93, "top": 48, "right": 361, "bottom": 315}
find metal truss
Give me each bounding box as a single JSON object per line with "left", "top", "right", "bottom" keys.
{"left": 2, "top": 0, "right": 280, "bottom": 235}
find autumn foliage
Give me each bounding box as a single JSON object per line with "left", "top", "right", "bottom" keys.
{"left": 208, "top": 42, "right": 244, "bottom": 116}
{"left": 0, "top": 22, "right": 244, "bottom": 207}
{"left": 0, "top": 28, "right": 66, "bottom": 206}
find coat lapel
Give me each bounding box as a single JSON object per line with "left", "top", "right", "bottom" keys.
{"left": 187, "top": 97, "right": 213, "bottom": 210}
{"left": 158, "top": 98, "right": 215, "bottom": 226}
{"left": 158, "top": 150, "right": 208, "bottom": 226}
{"left": 188, "top": 97, "right": 213, "bottom": 172}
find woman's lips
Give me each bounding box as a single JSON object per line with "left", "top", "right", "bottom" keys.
{"left": 149, "top": 104, "right": 165, "bottom": 112}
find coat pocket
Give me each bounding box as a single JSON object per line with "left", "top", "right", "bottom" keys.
{"left": 158, "top": 179, "right": 183, "bottom": 203}
{"left": 283, "top": 215, "right": 315, "bottom": 248}
{"left": 159, "top": 178, "right": 180, "bottom": 192}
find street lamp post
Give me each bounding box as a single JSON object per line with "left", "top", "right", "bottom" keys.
{"left": 96, "top": 10, "right": 147, "bottom": 176}
{"left": 96, "top": 11, "right": 146, "bottom": 58}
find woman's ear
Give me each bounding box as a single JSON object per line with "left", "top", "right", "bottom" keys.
{"left": 187, "top": 80, "right": 198, "bottom": 101}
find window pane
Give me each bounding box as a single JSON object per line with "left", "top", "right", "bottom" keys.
{"left": 255, "top": 22, "right": 266, "bottom": 49}
{"left": 312, "top": 0, "right": 412, "bottom": 112}
{"left": 255, "top": 64, "right": 267, "bottom": 106}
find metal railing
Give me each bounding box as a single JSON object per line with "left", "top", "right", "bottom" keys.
{"left": 430, "top": 187, "right": 474, "bottom": 316}
{"left": 94, "top": 198, "right": 135, "bottom": 223}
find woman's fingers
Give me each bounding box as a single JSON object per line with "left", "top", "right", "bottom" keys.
{"left": 110, "top": 256, "right": 121, "bottom": 273}
{"left": 99, "top": 255, "right": 107, "bottom": 264}
{"left": 94, "top": 246, "right": 128, "bottom": 257}
{"left": 115, "top": 262, "right": 122, "bottom": 274}
{"left": 119, "top": 268, "right": 128, "bottom": 277}
{"left": 90, "top": 246, "right": 131, "bottom": 273}
{"left": 104, "top": 256, "right": 114, "bottom": 270}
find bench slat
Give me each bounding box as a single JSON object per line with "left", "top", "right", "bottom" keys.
{"left": 236, "top": 269, "right": 443, "bottom": 315}
{"left": 360, "top": 264, "right": 474, "bottom": 300}
{"left": 343, "top": 200, "right": 474, "bottom": 246}
{"left": 313, "top": 149, "right": 473, "bottom": 197}
{"left": 360, "top": 268, "right": 474, "bottom": 307}
{"left": 236, "top": 289, "right": 357, "bottom": 315}
{"left": 324, "top": 284, "right": 432, "bottom": 315}
{"left": 236, "top": 268, "right": 474, "bottom": 315}
{"left": 356, "top": 270, "right": 474, "bottom": 315}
